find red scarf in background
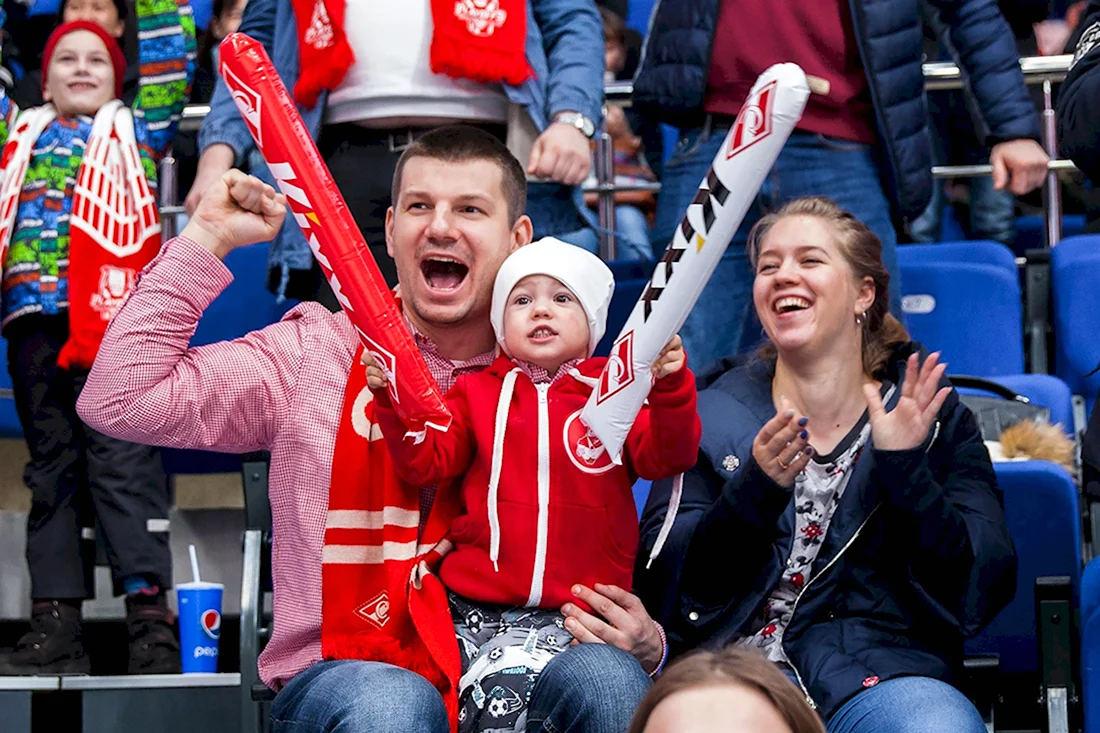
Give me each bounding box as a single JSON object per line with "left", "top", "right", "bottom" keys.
{"left": 0, "top": 101, "right": 160, "bottom": 370}
{"left": 292, "top": 0, "right": 533, "bottom": 108}
{"left": 321, "top": 345, "right": 464, "bottom": 731}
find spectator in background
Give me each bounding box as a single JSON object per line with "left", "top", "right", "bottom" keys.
{"left": 594, "top": 0, "right": 667, "bottom": 181}
{"left": 174, "top": 0, "right": 247, "bottom": 198}
{"left": 1034, "top": 1, "right": 1092, "bottom": 55}
{"left": 5, "top": 0, "right": 140, "bottom": 108}
{"left": 628, "top": 648, "right": 826, "bottom": 733}
{"left": 1058, "top": 0, "right": 1100, "bottom": 185}
{"left": 58, "top": 0, "right": 139, "bottom": 104}
{"left": 185, "top": 0, "right": 604, "bottom": 308}
{"left": 633, "top": 0, "right": 1050, "bottom": 370}
{"left": 0, "top": 0, "right": 195, "bottom": 676}
{"left": 191, "top": 0, "right": 246, "bottom": 103}
{"left": 60, "top": 0, "right": 127, "bottom": 37}
{"left": 909, "top": 0, "right": 1050, "bottom": 248}
{"left": 635, "top": 198, "right": 1016, "bottom": 732}
{"left": 584, "top": 6, "right": 655, "bottom": 261}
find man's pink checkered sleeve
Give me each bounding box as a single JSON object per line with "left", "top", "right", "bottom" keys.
{"left": 76, "top": 236, "right": 310, "bottom": 454}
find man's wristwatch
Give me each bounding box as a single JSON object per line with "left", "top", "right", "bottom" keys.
{"left": 554, "top": 111, "right": 597, "bottom": 139}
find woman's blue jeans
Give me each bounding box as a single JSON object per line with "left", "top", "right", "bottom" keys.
{"left": 827, "top": 676, "right": 986, "bottom": 733}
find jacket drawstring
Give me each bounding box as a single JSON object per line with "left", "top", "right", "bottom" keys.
{"left": 488, "top": 367, "right": 522, "bottom": 571}
{"left": 567, "top": 367, "right": 599, "bottom": 390}
{"left": 569, "top": 367, "right": 683, "bottom": 570}
{"left": 646, "top": 473, "right": 683, "bottom": 569}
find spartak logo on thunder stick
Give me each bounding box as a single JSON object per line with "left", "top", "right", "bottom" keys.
{"left": 218, "top": 33, "right": 451, "bottom": 434}
{"left": 580, "top": 64, "right": 811, "bottom": 464}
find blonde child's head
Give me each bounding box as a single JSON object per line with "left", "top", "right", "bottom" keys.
{"left": 42, "top": 21, "right": 126, "bottom": 117}
{"left": 491, "top": 238, "right": 614, "bottom": 374}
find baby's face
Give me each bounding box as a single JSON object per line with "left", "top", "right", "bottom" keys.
{"left": 503, "top": 275, "right": 590, "bottom": 374}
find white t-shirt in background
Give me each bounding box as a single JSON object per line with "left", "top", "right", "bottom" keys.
{"left": 325, "top": 0, "right": 511, "bottom": 125}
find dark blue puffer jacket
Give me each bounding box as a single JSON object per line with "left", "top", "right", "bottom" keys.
{"left": 632, "top": 0, "right": 1041, "bottom": 219}
{"left": 635, "top": 343, "right": 1017, "bottom": 719}
{"left": 1057, "top": 0, "right": 1100, "bottom": 184}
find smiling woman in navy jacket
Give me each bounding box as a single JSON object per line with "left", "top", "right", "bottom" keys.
{"left": 635, "top": 196, "right": 1017, "bottom": 733}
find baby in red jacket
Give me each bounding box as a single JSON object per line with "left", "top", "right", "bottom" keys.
{"left": 367, "top": 237, "right": 701, "bottom": 732}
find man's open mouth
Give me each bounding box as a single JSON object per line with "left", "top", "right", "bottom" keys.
{"left": 420, "top": 257, "right": 469, "bottom": 291}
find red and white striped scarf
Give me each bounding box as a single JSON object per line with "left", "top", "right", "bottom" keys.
{"left": 0, "top": 100, "right": 160, "bottom": 368}
{"left": 322, "top": 344, "right": 464, "bottom": 730}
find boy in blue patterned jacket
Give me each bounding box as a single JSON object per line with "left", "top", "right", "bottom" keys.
{"left": 0, "top": 0, "right": 195, "bottom": 675}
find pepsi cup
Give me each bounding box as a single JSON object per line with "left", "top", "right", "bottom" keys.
{"left": 176, "top": 582, "right": 223, "bottom": 673}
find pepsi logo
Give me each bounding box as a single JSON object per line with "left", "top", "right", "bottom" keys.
{"left": 201, "top": 609, "right": 221, "bottom": 640}
{"left": 193, "top": 646, "right": 219, "bottom": 659}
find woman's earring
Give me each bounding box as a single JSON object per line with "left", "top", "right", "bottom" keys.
{"left": 855, "top": 311, "right": 866, "bottom": 326}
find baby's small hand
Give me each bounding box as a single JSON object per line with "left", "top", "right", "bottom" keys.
{"left": 360, "top": 351, "right": 388, "bottom": 391}
{"left": 653, "top": 334, "right": 686, "bottom": 380}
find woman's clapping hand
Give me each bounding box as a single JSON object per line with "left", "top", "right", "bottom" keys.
{"left": 863, "top": 352, "right": 951, "bottom": 452}
{"left": 752, "top": 396, "right": 814, "bottom": 487}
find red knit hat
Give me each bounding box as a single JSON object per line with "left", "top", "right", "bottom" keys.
{"left": 42, "top": 20, "right": 127, "bottom": 100}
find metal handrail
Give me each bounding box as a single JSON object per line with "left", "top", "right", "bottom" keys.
{"left": 923, "top": 54, "right": 1073, "bottom": 90}
{"left": 593, "top": 55, "right": 1076, "bottom": 109}
{"left": 168, "top": 54, "right": 1079, "bottom": 257}
{"left": 174, "top": 55, "right": 1074, "bottom": 127}
{"left": 933, "top": 159, "right": 1078, "bottom": 178}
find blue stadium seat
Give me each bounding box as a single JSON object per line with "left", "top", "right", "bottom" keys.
{"left": 955, "top": 373, "right": 1075, "bottom": 437}
{"left": 994, "top": 374, "right": 1075, "bottom": 435}
{"left": 27, "top": 0, "right": 61, "bottom": 15}
{"left": 1083, "top": 557, "right": 1100, "bottom": 733}
{"left": 608, "top": 258, "right": 655, "bottom": 285}
{"left": 660, "top": 124, "right": 680, "bottom": 168}
{"left": 1017, "top": 214, "right": 1087, "bottom": 254}
{"left": 0, "top": 335, "right": 22, "bottom": 439}
{"left": 625, "top": 0, "right": 656, "bottom": 33}
{"left": 941, "top": 206, "right": 967, "bottom": 243}
{"left": 899, "top": 261, "right": 1024, "bottom": 376}
{"left": 162, "top": 243, "right": 297, "bottom": 475}
{"left": 633, "top": 479, "right": 651, "bottom": 519}
{"left": 898, "top": 240, "right": 1017, "bottom": 275}
{"left": 1052, "top": 235, "right": 1100, "bottom": 406}
{"left": 964, "top": 461, "right": 1082, "bottom": 673}
{"left": 189, "top": 0, "right": 213, "bottom": 30}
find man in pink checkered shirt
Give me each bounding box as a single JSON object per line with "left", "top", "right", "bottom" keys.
{"left": 77, "top": 126, "right": 663, "bottom": 733}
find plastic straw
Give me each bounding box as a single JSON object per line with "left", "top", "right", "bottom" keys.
{"left": 189, "top": 544, "right": 201, "bottom": 584}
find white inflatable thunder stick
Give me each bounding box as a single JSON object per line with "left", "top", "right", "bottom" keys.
{"left": 580, "top": 63, "right": 811, "bottom": 463}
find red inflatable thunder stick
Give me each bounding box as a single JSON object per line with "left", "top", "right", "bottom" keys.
{"left": 218, "top": 33, "right": 451, "bottom": 434}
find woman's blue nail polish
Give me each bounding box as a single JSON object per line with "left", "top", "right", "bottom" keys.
{"left": 797, "top": 416, "right": 808, "bottom": 427}
{"left": 800, "top": 430, "right": 808, "bottom": 440}
{"left": 804, "top": 446, "right": 814, "bottom": 455}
